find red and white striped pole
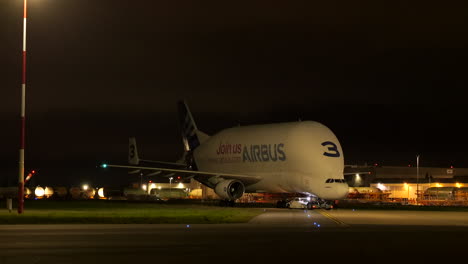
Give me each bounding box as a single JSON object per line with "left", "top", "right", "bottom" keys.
{"left": 18, "top": 0, "right": 27, "bottom": 214}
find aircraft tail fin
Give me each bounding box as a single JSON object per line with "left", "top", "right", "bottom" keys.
{"left": 196, "top": 130, "right": 210, "bottom": 144}
{"left": 177, "top": 100, "right": 209, "bottom": 152}
{"left": 128, "top": 137, "right": 140, "bottom": 165}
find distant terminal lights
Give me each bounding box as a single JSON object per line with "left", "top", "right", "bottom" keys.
{"left": 28, "top": 185, "right": 106, "bottom": 200}
{"left": 144, "top": 183, "right": 186, "bottom": 191}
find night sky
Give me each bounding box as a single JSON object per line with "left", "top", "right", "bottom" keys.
{"left": 1, "top": 0, "right": 468, "bottom": 187}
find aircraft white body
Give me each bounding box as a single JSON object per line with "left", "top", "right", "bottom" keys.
{"left": 103, "top": 101, "right": 349, "bottom": 202}
{"left": 194, "top": 121, "right": 348, "bottom": 200}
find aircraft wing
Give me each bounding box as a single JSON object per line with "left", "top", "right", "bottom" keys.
{"left": 138, "top": 159, "right": 187, "bottom": 168}
{"left": 101, "top": 164, "right": 263, "bottom": 186}
{"left": 343, "top": 172, "right": 372, "bottom": 175}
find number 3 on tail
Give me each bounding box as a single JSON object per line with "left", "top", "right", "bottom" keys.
{"left": 129, "top": 145, "right": 135, "bottom": 158}
{"left": 321, "top": 141, "right": 340, "bottom": 157}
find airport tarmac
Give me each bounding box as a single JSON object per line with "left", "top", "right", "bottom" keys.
{"left": 324, "top": 208, "right": 468, "bottom": 226}
{"left": 1, "top": 209, "right": 467, "bottom": 264}
{"left": 250, "top": 208, "right": 468, "bottom": 226}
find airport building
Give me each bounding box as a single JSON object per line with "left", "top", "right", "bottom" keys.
{"left": 344, "top": 165, "right": 468, "bottom": 205}
{"left": 345, "top": 165, "right": 468, "bottom": 186}
{"left": 4, "top": 165, "right": 468, "bottom": 205}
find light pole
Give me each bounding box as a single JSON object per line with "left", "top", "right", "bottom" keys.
{"left": 140, "top": 172, "right": 143, "bottom": 189}
{"left": 416, "top": 155, "right": 420, "bottom": 204}
{"left": 404, "top": 183, "right": 409, "bottom": 201}
{"left": 18, "top": 0, "right": 28, "bottom": 214}
{"left": 169, "top": 177, "right": 173, "bottom": 196}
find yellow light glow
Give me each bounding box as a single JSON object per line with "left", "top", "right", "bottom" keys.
{"left": 377, "top": 183, "right": 386, "bottom": 190}
{"left": 98, "top": 188, "right": 104, "bottom": 197}
{"left": 150, "top": 183, "right": 156, "bottom": 190}
{"left": 456, "top": 183, "right": 462, "bottom": 188}
{"left": 177, "top": 183, "right": 184, "bottom": 189}
{"left": 142, "top": 184, "right": 147, "bottom": 191}
{"left": 435, "top": 183, "right": 442, "bottom": 187}
{"left": 44, "top": 187, "right": 54, "bottom": 197}
{"left": 35, "top": 186, "right": 45, "bottom": 197}
{"left": 82, "top": 184, "right": 89, "bottom": 191}
{"left": 158, "top": 186, "right": 161, "bottom": 190}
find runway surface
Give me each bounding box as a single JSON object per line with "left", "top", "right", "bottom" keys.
{"left": 1, "top": 209, "right": 467, "bottom": 263}
{"left": 249, "top": 208, "right": 468, "bottom": 226}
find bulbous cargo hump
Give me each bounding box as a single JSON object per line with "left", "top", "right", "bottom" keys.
{"left": 286, "top": 121, "right": 344, "bottom": 173}
{"left": 194, "top": 121, "right": 343, "bottom": 177}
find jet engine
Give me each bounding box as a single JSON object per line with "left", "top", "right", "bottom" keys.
{"left": 214, "top": 180, "right": 245, "bottom": 200}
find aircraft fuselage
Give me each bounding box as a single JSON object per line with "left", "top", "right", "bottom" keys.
{"left": 194, "top": 121, "right": 349, "bottom": 200}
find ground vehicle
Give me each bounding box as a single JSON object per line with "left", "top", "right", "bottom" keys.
{"left": 286, "top": 198, "right": 333, "bottom": 209}
{"left": 286, "top": 197, "right": 309, "bottom": 209}
{"left": 320, "top": 202, "right": 334, "bottom": 210}
{"left": 307, "top": 200, "right": 321, "bottom": 209}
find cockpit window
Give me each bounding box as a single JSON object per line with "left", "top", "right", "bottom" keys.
{"left": 326, "top": 179, "right": 346, "bottom": 183}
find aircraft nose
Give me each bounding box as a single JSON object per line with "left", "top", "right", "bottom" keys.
{"left": 338, "top": 183, "right": 349, "bottom": 199}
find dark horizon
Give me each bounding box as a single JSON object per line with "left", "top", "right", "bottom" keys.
{"left": 2, "top": 103, "right": 467, "bottom": 188}
{"left": 1, "top": 0, "right": 468, "bottom": 186}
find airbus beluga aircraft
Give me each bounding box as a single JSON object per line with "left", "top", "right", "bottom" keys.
{"left": 102, "top": 101, "right": 349, "bottom": 205}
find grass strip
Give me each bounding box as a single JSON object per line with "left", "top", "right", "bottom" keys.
{"left": 0, "top": 200, "right": 264, "bottom": 224}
